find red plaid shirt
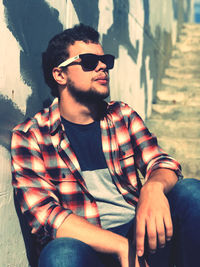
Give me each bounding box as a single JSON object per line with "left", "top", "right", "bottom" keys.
{"left": 11, "top": 98, "right": 182, "bottom": 247}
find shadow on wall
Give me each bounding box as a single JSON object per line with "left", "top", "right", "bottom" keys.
{"left": 141, "top": 0, "right": 159, "bottom": 114}
{"left": 2, "top": 1, "right": 64, "bottom": 266}
{"left": 0, "top": 96, "right": 24, "bottom": 151}
{"left": 102, "top": 0, "right": 139, "bottom": 62}
{"left": 72, "top": 0, "right": 139, "bottom": 62}
{"left": 102, "top": 0, "right": 149, "bottom": 118}
{"left": 2, "top": 0, "right": 63, "bottom": 151}
{"left": 172, "top": 0, "right": 191, "bottom": 37}
{"left": 141, "top": 0, "right": 175, "bottom": 116}
{"left": 71, "top": 0, "right": 99, "bottom": 29}
{"left": 71, "top": 0, "right": 140, "bottom": 104}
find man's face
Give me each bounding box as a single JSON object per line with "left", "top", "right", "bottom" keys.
{"left": 64, "top": 41, "right": 110, "bottom": 103}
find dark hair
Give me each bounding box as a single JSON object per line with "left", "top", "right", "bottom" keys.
{"left": 42, "top": 23, "right": 100, "bottom": 97}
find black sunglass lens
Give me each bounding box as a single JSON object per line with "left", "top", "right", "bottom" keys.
{"left": 81, "top": 54, "right": 98, "bottom": 70}
{"left": 101, "top": 55, "right": 115, "bottom": 69}
{"left": 80, "top": 54, "right": 115, "bottom": 70}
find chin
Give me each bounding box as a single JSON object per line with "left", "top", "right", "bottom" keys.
{"left": 94, "top": 86, "right": 109, "bottom": 98}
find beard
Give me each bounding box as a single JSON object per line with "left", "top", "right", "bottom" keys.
{"left": 66, "top": 78, "right": 110, "bottom": 105}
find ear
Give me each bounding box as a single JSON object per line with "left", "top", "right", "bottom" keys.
{"left": 52, "top": 67, "right": 67, "bottom": 86}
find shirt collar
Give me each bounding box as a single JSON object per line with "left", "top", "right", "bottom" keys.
{"left": 49, "top": 98, "right": 63, "bottom": 134}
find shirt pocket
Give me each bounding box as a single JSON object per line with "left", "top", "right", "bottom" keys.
{"left": 52, "top": 170, "right": 83, "bottom": 201}
{"left": 118, "top": 144, "right": 135, "bottom": 172}
{"left": 47, "top": 167, "right": 77, "bottom": 184}
{"left": 119, "top": 143, "right": 134, "bottom": 160}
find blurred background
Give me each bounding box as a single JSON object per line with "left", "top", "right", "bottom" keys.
{"left": 194, "top": 0, "right": 200, "bottom": 21}
{"left": 0, "top": 1, "right": 199, "bottom": 266}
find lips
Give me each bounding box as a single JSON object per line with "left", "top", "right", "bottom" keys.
{"left": 95, "top": 77, "right": 108, "bottom": 85}
{"left": 94, "top": 76, "right": 109, "bottom": 82}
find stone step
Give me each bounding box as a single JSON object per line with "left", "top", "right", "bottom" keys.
{"left": 147, "top": 23, "right": 200, "bottom": 179}
{"left": 179, "top": 34, "right": 200, "bottom": 42}
{"left": 177, "top": 158, "right": 200, "bottom": 179}
{"left": 172, "top": 49, "right": 200, "bottom": 57}
{"left": 156, "top": 89, "right": 200, "bottom": 105}
{"left": 160, "top": 84, "right": 200, "bottom": 93}
{"left": 151, "top": 104, "right": 200, "bottom": 121}
{"left": 146, "top": 119, "right": 200, "bottom": 139}
{"left": 179, "top": 35, "right": 200, "bottom": 42}
{"left": 170, "top": 50, "right": 200, "bottom": 61}
{"left": 164, "top": 63, "right": 200, "bottom": 74}
{"left": 161, "top": 77, "right": 200, "bottom": 89}
{"left": 181, "top": 24, "right": 200, "bottom": 36}
{"left": 182, "top": 23, "right": 200, "bottom": 30}
{"left": 165, "top": 68, "right": 200, "bottom": 79}
{"left": 179, "top": 28, "right": 200, "bottom": 37}
{"left": 157, "top": 137, "right": 200, "bottom": 178}
{"left": 157, "top": 137, "right": 200, "bottom": 160}
{"left": 175, "top": 42, "right": 200, "bottom": 53}
{"left": 169, "top": 57, "right": 200, "bottom": 67}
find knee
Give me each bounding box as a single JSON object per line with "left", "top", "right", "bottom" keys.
{"left": 170, "top": 178, "right": 200, "bottom": 197}
{"left": 168, "top": 178, "right": 200, "bottom": 212}
{"left": 38, "top": 237, "right": 97, "bottom": 267}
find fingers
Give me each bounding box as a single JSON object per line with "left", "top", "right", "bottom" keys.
{"left": 135, "top": 190, "right": 174, "bottom": 257}
{"left": 157, "top": 203, "right": 173, "bottom": 247}
{"left": 146, "top": 217, "right": 157, "bottom": 253}
{"left": 149, "top": 213, "right": 173, "bottom": 251}
{"left": 136, "top": 214, "right": 146, "bottom": 257}
{"left": 136, "top": 212, "right": 173, "bottom": 256}
{"left": 164, "top": 211, "right": 173, "bottom": 242}
{"left": 155, "top": 215, "right": 166, "bottom": 248}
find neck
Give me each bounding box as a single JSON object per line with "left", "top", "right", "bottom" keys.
{"left": 59, "top": 91, "right": 100, "bottom": 125}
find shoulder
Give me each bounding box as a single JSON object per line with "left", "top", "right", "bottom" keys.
{"left": 12, "top": 106, "right": 51, "bottom": 136}
{"left": 106, "top": 101, "right": 146, "bottom": 132}
{"left": 12, "top": 98, "right": 59, "bottom": 135}
{"left": 107, "top": 101, "right": 138, "bottom": 119}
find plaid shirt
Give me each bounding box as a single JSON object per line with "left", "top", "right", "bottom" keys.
{"left": 11, "top": 98, "right": 182, "bottom": 247}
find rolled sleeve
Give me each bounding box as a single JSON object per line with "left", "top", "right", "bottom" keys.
{"left": 127, "top": 107, "right": 183, "bottom": 181}
{"left": 145, "top": 154, "right": 183, "bottom": 181}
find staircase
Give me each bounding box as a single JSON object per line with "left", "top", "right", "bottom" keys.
{"left": 146, "top": 23, "right": 200, "bottom": 179}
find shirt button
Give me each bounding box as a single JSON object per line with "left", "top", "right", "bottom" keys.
{"left": 108, "top": 121, "right": 112, "bottom": 127}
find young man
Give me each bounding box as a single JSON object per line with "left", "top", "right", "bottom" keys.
{"left": 11, "top": 24, "right": 200, "bottom": 267}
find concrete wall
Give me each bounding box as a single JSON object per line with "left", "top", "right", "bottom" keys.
{"left": 194, "top": 0, "right": 200, "bottom": 22}
{"left": 0, "top": 1, "right": 193, "bottom": 266}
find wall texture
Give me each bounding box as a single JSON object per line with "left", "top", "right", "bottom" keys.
{"left": 0, "top": 0, "right": 193, "bottom": 266}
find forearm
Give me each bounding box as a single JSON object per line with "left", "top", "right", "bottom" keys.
{"left": 56, "top": 213, "right": 150, "bottom": 266}
{"left": 143, "top": 168, "right": 178, "bottom": 194}
{"left": 56, "top": 213, "right": 128, "bottom": 256}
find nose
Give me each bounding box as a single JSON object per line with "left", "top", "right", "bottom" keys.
{"left": 95, "top": 60, "right": 107, "bottom": 71}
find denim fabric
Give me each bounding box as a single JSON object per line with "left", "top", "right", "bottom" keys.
{"left": 39, "top": 178, "right": 200, "bottom": 267}
{"left": 146, "top": 178, "right": 200, "bottom": 267}
{"left": 38, "top": 237, "right": 120, "bottom": 267}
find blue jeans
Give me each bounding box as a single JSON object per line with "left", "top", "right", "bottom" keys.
{"left": 38, "top": 178, "right": 200, "bottom": 267}
{"left": 146, "top": 178, "right": 200, "bottom": 267}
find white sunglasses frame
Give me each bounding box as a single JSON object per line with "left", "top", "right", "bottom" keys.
{"left": 58, "top": 55, "right": 80, "bottom": 68}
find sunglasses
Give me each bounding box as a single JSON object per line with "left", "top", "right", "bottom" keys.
{"left": 58, "top": 53, "right": 115, "bottom": 71}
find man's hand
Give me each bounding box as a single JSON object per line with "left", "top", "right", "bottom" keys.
{"left": 57, "top": 213, "right": 149, "bottom": 267}
{"left": 135, "top": 169, "right": 177, "bottom": 257}
{"left": 118, "top": 240, "right": 149, "bottom": 267}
